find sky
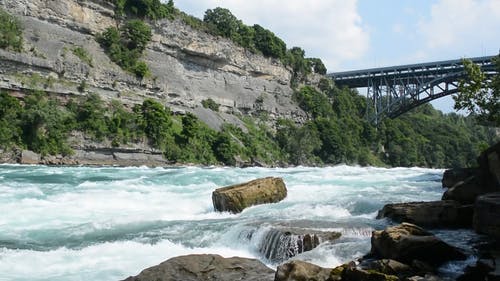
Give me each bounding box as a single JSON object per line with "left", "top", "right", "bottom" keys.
{"left": 173, "top": 0, "right": 500, "bottom": 112}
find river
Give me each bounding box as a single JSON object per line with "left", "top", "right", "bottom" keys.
{"left": 0, "top": 164, "right": 473, "bottom": 280}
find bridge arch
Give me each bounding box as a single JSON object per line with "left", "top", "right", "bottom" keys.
{"left": 328, "top": 55, "right": 497, "bottom": 123}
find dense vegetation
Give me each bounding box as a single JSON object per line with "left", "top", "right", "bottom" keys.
{"left": 0, "top": 7, "right": 23, "bottom": 52}
{"left": 1, "top": 87, "right": 495, "bottom": 168}
{"left": 97, "top": 20, "right": 152, "bottom": 78}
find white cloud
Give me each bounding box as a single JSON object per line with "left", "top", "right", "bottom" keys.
{"left": 418, "top": 0, "right": 500, "bottom": 53}
{"left": 173, "top": 0, "right": 369, "bottom": 71}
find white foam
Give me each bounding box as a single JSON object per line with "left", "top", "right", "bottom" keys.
{"left": 0, "top": 239, "right": 258, "bottom": 281}
{"left": 0, "top": 164, "right": 446, "bottom": 280}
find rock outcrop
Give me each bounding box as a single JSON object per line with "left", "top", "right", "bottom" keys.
{"left": 370, "top": 223, "right": 466, "bottom": 266}
{"left": 121, "top": 254, "right": 275, "bottom": 281}
{"left": 376, "top": 200, "right": 473, "bottom": 228}
{"left": 442, "top": 168, "right": 479, "bottom": 188}
{"left": 212, "top": 177, "right": 287, "bottom": 213}
{"left": 473, "top": 192, "right": 500, "bottom": 240}
{"left": 441, "top": 175, "right": 497, "bottom": 204}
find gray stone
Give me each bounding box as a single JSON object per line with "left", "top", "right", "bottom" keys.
{"left": 370, "top": 223, "right": 466, "bottom": 266}
{"left": 473, "top": 192, "right": 500, "bottom": 240}
{"left": 376, "top": 200, "right": 473, "bottom": 228}
{"left": 274, "top": 260, "right": 334, "bottom": 281}
{"left": 442, "top": 176, "right": 497, "bottom": 204}
{"left": 121, "top": 254, "right": 274, "bottom": 281}
{"left": 442, "top": 168, "right": 479, "bottom": 188}
{"left": 20, "top": 150, "right": 40, "bottom": 164}
{"left": 212, "top": 177, "right": 287, "bottom": 213}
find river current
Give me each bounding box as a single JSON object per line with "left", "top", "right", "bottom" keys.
{"left": 0, "top": 164, "right": 471, "bottom": 280}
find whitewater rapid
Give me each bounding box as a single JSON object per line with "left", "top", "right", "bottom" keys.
{"left": 0, "top": 165, "right": 445, "bottom": 280}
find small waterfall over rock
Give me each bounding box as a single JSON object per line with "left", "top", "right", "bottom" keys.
{"left": 258, "top": 228, "right": 322, "bottom": 262}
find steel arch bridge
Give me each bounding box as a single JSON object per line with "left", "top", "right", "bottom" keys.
{"left": 328, "top": 55, "right": 497, "bottom": 124}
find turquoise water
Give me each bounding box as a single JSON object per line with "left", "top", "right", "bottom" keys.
{"left": 0, "top": 165, "right": 445, "bottom": 280}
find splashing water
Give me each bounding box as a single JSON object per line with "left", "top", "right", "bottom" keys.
{"left": 0, "top": 164, "right": 446, "bottom": 280}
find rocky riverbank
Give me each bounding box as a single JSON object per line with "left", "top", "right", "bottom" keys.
{"left": 121, "top": 142, "right": 500, "bottom": 281}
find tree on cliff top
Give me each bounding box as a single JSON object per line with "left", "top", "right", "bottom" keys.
{"left": 455, "top": 55, "right": 500, "bottom": 127}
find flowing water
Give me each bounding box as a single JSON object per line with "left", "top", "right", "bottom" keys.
{"left": 0, "top": 164, "right": 471, "bottom": 280}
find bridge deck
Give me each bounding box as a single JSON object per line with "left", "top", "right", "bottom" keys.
{"left": 328, "top": 56, "right": 496, "bottom": 88}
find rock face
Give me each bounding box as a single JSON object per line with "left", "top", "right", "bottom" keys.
{"left": 212, "top": 177, "right": 287, "bottom": 213}
{"left": 478, "top": 141, "right": 500, "bottom": 187}
{"left": 258, "top": 227, "right": 341, "bottom": 262}
{"left": 121, "top": 254, "right": 275, "bottom": 281}
{"left": 370, "top": 223, "right": 466, "bottom": 266}
{"left": 376, "top": 200, "right": 473, "bottom": 228}
{"left": 442, "top": 175, "right": 497, "bottom": 204}
{"left": 0, "top": 0, "right": 306, "bottom": 133}
{"left": 473, "top": 192, "right": 500, "bottom": 240}
{"left": 442, "top": 168, "right": 479, "bottom": 188}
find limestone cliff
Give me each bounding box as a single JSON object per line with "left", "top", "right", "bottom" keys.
{"left": 0, "top": 0, "right": 307, "bottom": 132}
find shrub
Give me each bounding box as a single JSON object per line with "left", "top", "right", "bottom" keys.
{"left": 0, "top": 8, "right": 23, "bottom": 52}
{"left": 201, "top": 98, "right": 220, "bottom": 112}
{"left": 72, "top": 46, "right": 93, "bottom": 66}
{"left": 97, "top": 20, "right": 152, "bottom": 78}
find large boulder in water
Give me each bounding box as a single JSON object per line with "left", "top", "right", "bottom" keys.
{"left": 370, "top": 223, "right": 466, "bottom": 266}
{"left": 473, "top": 192, "right": 500, "bottom": 240}
{"left": 376, "top": 200, "right": 473, "bottom": 228}
{"left": 212, "top": 177, "right": 287, "bottom": 213}
{"left": 121, "top": 254, "right": 275, "bottom": 281}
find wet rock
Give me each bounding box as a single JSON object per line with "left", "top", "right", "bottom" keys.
{"left": 473, "top": 192, "right": 500, "bottom": 240}
{"left": 442, "top": 168, "right": 479, "bottom": 188}
{"left": 258, "top": 227, "right": 341, "bottom": 262}
{"left": 442, "top": 175, "right": 497, "bottom": 204}
{"left": 274, "top": 260, "right": 335, "bottom": 281}
{"left": 20, "top": 150, "right": 40, "bottom": 164}
{"left": 376, "top": 200, "right": 473, "bottom": 228}
{"left": 406, "top": 274, "right": 443, "bottom": 281}
{"left": 478, "top": 141, "right": 500, "bottom": 186}
{"left": 370, "top": 223, "right": 466, "bottom": 266}
{"left": 121, "top": 254, "right": 274, "bottom": 281}
{"left": 367, "top": 259, "right": 413, "bottom": 278}
{"left": 212, "top": 177, "right": 287, "bottom": 213}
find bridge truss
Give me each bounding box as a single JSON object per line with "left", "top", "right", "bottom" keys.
{"left": 328, "top": 55, "right": 497, "bottom": 124}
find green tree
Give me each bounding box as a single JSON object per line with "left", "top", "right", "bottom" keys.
{"left": 21, "top": 92, "right": 73, "bottom": 156}
{"left": 0, "top": 7, "right": 23, "bottom": 52}
{"left": 203, "top": 7, "right": 241, "bottom": 38}
{"left": 308, "top": 58, "right": 327, "bottom": 75}
{"left": 0, "top": 92, "right": 23, "bottom": 147}
{"left": 138, "top": 99, "right": 173, "bottom": 149}
{"left": 253, "top": 24, "right": 287, "bottom": 59}
{"left": 122, "top": 20, "right": 152, "bottom": 52}
{"left": 74, "top": 93, "right": 109, "bottom": 140}
{"left": 456, "top": 56, "right": 500, "bottom": 126}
